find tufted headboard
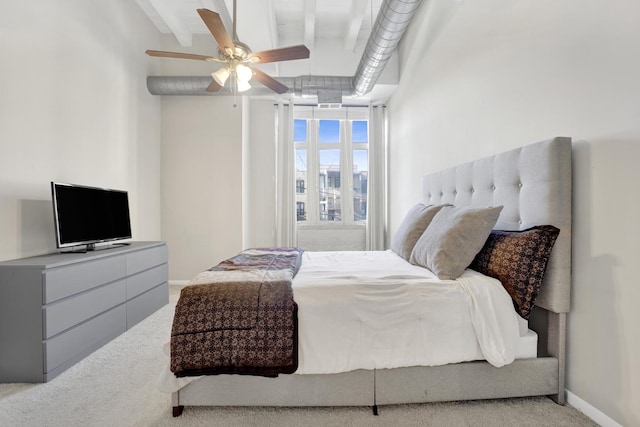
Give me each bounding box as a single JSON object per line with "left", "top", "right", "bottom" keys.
{"left": 422, "top": 137, "right": 572, "bottom": 314}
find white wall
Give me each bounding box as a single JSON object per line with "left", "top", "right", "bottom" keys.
{"left": 246, "top": 99, "right": 278, "bottom": 248}
{"left": 160, "top": 97, "right": 295, "bottom": 279}
{"left": 0, "top": 0, "right": 163, "bottom": 262}
{"left": 388, "top": 0, "right": 640, "bottom": 425}
{"left": 161, "top": 96, "right": 244, "bottom": 280}
{"left": 296, "top": 227, "right": 366, "bottom": 251}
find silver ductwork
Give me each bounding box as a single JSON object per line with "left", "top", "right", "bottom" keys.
{"left": 146, "top": 76, "right": 295, "bottom": 96}
{"left": 294, "top": 76, "right": 354, "bottom": 98}
{"left": 351, "top": 0, "right": 422, "bottom": 96}
{"left": 147, "top": 0, "right": 423, "bottom": 99}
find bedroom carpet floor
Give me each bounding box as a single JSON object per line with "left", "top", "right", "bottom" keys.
{"left": 0, "top": 286, "right": 597, "bottom": 427}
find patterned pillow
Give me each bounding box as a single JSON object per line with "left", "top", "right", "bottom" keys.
{"left": 469, "top": 225, "right": 560, "bottom": 319}
{"left": 390, "top": 203, "right": 448, "bottom": 261}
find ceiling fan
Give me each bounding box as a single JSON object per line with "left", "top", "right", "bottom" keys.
{"left": 145, "top": 1, "right": 309, "bottom": 95}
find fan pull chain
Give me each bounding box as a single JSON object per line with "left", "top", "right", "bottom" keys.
{"left": 232, "top": 0, "right": 237, "bottom": 40}
{"left": 233, "top": 77, "right": 238, "bottom": 108}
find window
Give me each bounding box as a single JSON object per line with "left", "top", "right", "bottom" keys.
{"left": 296, "top": 202, "right": 306, "bottom": 221}
{"left": 294, "top": 107, "right": 369, "bottom": 226}
{"left": 296, "top": 179, "right": 306, "bottom": 194}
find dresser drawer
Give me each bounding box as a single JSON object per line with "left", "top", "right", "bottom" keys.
{"left": 44, "top": 304, "right": 126, "bottom": 374}
{"left": 127, "top": 282, "right": 168, "bottom": 328}
{"left": 127, "top": 244, "right": 168, "bottom": 275}
{"left": 44, "top": 280, "right": 127, "bottom": 339}
{"left": 127, "top": 264, "right": 168, "bottom": 299}
{"left": 44, "top": 256, "right": 126, "bottom": 303}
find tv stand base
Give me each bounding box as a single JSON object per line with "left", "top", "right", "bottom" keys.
{"left": 62, "top": 242, "right": 132, "bottom": 253}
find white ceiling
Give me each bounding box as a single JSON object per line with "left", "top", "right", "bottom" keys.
{"left": 135, "top": 0, "right": 397, "bottom": 101}
{"left": 136, "top": 0, "right": 382, "bottom": 52}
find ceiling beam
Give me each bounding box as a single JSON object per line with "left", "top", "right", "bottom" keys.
{"left": 148, "top": 0, "right": 193, "bottom": 46}
{"left": 304, "top": 0, "right": 316, "bottom": 49}
{"left": 134, "top": 0, "right": 169, "bottom": 33}
{"left": 265, "top": 0, "right": 279, "bottom": 47}
{"left": 266, "top": 0, "right": 281, "bottom": 76}
{"left": 344, "top": 0, "right": 369, "bottom": 52}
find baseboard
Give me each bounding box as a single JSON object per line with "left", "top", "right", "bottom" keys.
{"left": 169, "top": 280, "right": 190, "bottom": 286}
{"left": 566, "top": 390, "right": 622, "bottom": 427}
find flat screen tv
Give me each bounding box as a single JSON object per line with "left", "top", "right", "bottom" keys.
{"left": 51, "top": 182, "right": 132, "bottom": 251}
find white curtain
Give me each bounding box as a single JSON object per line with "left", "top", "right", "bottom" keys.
{"left": 366, "top": 105, "right": 387, "bottom": 251}
{"left": 275, "top": 102, "right": 297, "bottom": 247}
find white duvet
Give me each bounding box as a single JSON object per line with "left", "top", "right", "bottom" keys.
{"left": 158, "top": 250, "right": 520, "bottom": 392}
{"left": 293, "top": 250, "right": 520, "bottom": 374}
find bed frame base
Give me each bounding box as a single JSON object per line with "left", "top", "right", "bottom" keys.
{"left": 171, "top": 357, "right": 560, "bottom": 416}
{"left": 530, "top": 308, "right": 567, "bottom": 404}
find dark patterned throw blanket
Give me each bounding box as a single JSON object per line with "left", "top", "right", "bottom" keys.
{"left": 170, "top": 247, "right": 303, "bottom": 377}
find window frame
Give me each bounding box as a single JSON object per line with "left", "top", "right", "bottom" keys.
{"left": 294, "top": 107, "right": 369, "bottom": 228}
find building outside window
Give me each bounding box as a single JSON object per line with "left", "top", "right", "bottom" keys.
{"left": 296, "top": 179, "right": 306, "bottom": 194}
{"left": 296, "top": 201, "right": 306, "bottom": 221}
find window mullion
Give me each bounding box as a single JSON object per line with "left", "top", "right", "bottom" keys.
{"left": 307, "top": 120, "right": 319, "bottom": 224}
{"left": 342, "top": 120, "right": 354, "bottom": 225}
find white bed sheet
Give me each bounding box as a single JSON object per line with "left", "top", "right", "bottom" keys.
{"left": 293, "top": 250, "right": 520, "bottom": 374}
{"left": 157, "top": 250, "right": 523, "bottom": 392}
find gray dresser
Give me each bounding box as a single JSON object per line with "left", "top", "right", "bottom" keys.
{"left": 0, "top": 241, "right": 168, "bottom": 382}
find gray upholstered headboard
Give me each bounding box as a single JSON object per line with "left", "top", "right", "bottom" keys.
{"left": 422, "top": 137, "right": 572, "bottom": 314}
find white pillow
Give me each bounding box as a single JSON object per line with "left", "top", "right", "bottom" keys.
{"left": 409, "top": 205, "right": 503, "bottom": 279}
{"left": 390, "top": 203, "right": 448, "bottom": 261}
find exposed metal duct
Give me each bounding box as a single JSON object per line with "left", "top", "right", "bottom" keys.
{"left": 147, "top": 0, "right": 424, "bottom": 99}
{"left": 351, "top": 0, "right": 423, "bottom": 96}
{"left": 147, "top": 76, "right": 294, "bottom": 96}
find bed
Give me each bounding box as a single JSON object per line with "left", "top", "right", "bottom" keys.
{"left": 167, "top": 137, "right": 572, "bottom": 416}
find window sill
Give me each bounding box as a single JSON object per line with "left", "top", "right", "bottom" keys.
{"left": 296, "top": 223, "right": 366, "bottom": 231}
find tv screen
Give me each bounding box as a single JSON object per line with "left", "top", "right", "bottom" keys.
{"left": 51, "top": 182, "right": 132, "bottom": 250}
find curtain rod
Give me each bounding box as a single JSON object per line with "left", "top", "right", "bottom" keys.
{"left": 273, "top": 103, "right": 386, "bottom": 108}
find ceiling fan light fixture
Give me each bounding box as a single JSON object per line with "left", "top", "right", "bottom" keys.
{"left": 212, "top": 67, "right": 230, "bottom": 86}
{"left": 236, "top": 78, "right": 252, "bottom": 92}
{"left": 235, "top": 64, "right": 253, "bottom": 83}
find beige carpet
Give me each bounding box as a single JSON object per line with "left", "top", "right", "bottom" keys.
{"left": 0, "top": 286, "right": 597, "bottom": 427}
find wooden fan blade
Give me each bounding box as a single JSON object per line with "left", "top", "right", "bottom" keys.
{"left": 206, "top": 79, "right": 222, "bottom": 92}
{"left": 247, "top": 45, "right": 310, "bottom": 64}
{"left": 146, "top": 50, "right": 216, "bottom": 61}
{"left": 252, "top": 68, "right": 289, "bottom": 94}
{"left": 197, "top": 9, "right": 234, "bottom": 52}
